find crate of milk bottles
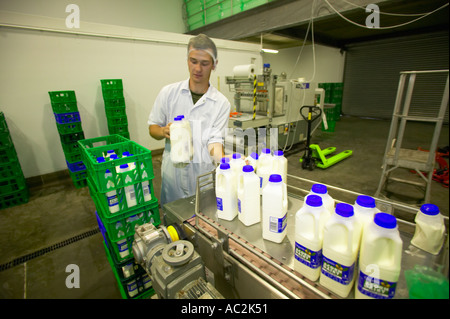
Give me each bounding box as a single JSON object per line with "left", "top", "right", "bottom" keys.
{"left": 102, "top": 239, "right": 154, "bottom": 299}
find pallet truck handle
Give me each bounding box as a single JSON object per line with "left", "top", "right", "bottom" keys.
{"left": 300, "top": 105, "right": 322, "bottom": 122}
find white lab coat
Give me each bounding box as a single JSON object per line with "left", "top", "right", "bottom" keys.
{"left": 148, "top": 79, "right": 230, "bottom": 205}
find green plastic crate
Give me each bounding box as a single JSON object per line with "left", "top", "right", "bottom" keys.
{"left": 0, "top": 186, "right": 29, "bottom": 209}
{"left": 60, "top": 132, "right": 85, "bottom": 144}
{"left": 48, "top": 90, "right": 77, "bottom": 104}
{"left": 103, "top": 241, "right": 155, "bottom": 299}
{"left": 107, "top": 117, "right": 128, "bottom": 127}
{"left": 0, "top": 160, "right": 24, "bottom": 180}
{"left": 102, "top": 89, "right": 124, "bottom": 100}
{"left": 100, "top": 79, "right": 123, "bottom": 91}
{"left": 51, "top": 102, "right": 79, "bottom": 114}
{"left": 105, "top": 105, "right": 127, "bottom": 119}
{"left": 0, "top": 175, "right": 27, "bottom": 194}
{"left": 78, "top": 135, "right": 154, "bottom": 193}
{"left": 108, "top": 123, "right": 129, "bottom": 135}
{"left": 93, "top": 190, "right": 160, "bottom": 240}
{"left": 56, "top": 121, "right": 83, "bottom": 135}
{"left": 0, "top": 146, "right": 18, "bottom": 164}
{"left": 104, "top": 98, "right": 126, "bottom": 108}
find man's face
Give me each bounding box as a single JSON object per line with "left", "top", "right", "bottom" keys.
{"left": 188, "top": 48, "right": 215, "bottom": 86}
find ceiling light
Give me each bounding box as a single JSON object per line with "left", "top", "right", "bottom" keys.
{"left": 261, "top": 48, "right": 279, "bottom": 54}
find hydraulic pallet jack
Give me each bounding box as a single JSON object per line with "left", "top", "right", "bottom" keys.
{"left": 299, "top": 105, "right": 353, "bottom": 170}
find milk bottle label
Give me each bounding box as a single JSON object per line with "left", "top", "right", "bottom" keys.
{"left": 269, "top": 214, "right": 287, "bottom": 233}
{"left": 107, "top": 194, "right": 119, "bottom": 207}
{"left": 294, "top": 242, "right": 322, "bottom": 269}
{"left": 216, "top": 197, "right": 223, "bottom": 211}
{"left": 357, "top": 271, "right": 397, "bottom": 299}
{"left": 238, "top": 199, "right": 241, "bottom": 213}
{"left": 321, "top": 257, "right": 355, "bottom": 285}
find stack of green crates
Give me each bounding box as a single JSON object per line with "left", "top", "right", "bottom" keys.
{"left": 100, "top": 79, "right": 130, "bottom": 139}
{"left": 318, "top": 82, "right": 344, "bottom": 121}
{"left": 78, "top": 134, "right": 160, "bottom": 299}
{"left": 0, "top": 112, "right": 29, "bottom": 209}
{"left": 48, "top": 90, "right": 87, "bottom": 188}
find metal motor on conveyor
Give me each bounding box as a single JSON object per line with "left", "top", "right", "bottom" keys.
{"left": 132, "top": 223, "right": 223, "bottom": 299}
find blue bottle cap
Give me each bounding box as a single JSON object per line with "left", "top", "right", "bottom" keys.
{"left": 274, "top": 150, "right": 283, "bottom": 156}
{"left": 420, "top": 204, "right": 440, "bottom": 216}
{"left": 220, "top": 157, "right": 230, "bottom": 164}
{"left": 264, "top": 63, "right": 270, "bottom": 68}
{"left": 242, "top": 165, "right": 254, "bottom": 173}
{"left": 110, "top": 154, "right": 118, "bottom": 160}
{"left": 107, "top": 150, "right": 115, "bottom": 154}
{"left": 356, "top": 195, "right": 376, "bottom": 208}
{"left": 120, "top": 164, "right": 129, "bottom": 169}
{"left": 306, "top": 195, "right": 322, "bottom": 207}
{"left": 269, "top": 174, "right": 282, "bottom": 183}
{"left": 250, "top": 152, "right": 259, "bottom": 160}
{"left": 174, "top": 117, "right": 181, "bottom": 121}
{"left": 122, "top": 151, "right": 130, "bottom": 157}
{"left": 335, "top": 203, "right": 354, "bottom": 218}
{"left": 178, "top": 115, "right": 185, "bottom": 119}
{"left": 262, "top": 148, "right": 271, "bottom": 154}
{"left": 374, "top": 212, "right": 397, "bottom": 229}
{"left": 311, "top": 184, "right": 327, "bottom": 194}
{"left": 220, "top": 163, "right": 230, "bottom": 170}
{"left": 232, "top": 153, "right": 241, "bottom": 159}
{"left": 97, "top": 157, "right": 105, "bottom": 163}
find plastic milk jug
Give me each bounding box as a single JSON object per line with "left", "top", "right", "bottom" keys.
{"left": 170, "top": 116, "right": 190, "bottom": 164}
{"left": 272, "top": 150, "right": 288, "bottom": 183}
{"left": 262, "top": 174, "right": 287, "bottom": 243}
{"left": 356, "top": 213, "right": 403, "bottom": 299}
{"left": 177, "top": 115, "right": 194, "bottom": 160}
{"left": 97, "top": 157, "right": 119, "bottom": 214}
{"left": 230, "top": 153, "right": 245, "bottom": 185}
{"left": 305, "top": 184, "right": 335, "bottom": 214}
{"left": 238, "top": 165, "right": 261, "bottom": 226}
{"left": 216, "top": 163, "right": 238, "bottom": 221}
{"left": 257, "top": 148, "right": 273, "bottom": 195}
{"left": 139, "top": 162, "right": 152, "bottom": 202}
{"left": 246, "top": 152, "right": 259, "bottom": 173}
{"left": 119, "top": 164, "right": 137, "bottom": 209}
{"left": 411, "top": 204, "right": 446, "bottom": 255}
{"left": 320, "top": 203, "right": 362, "bottom": 298}
{"left": 294, "top": 195, "right": 331, "bottom": 281}
{"left": 353, "top": 195, "right": 380, "bottom": 235}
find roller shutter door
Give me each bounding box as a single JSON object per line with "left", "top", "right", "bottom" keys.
{"left": 342, "top": 31, "right": 449, "bottom": 123}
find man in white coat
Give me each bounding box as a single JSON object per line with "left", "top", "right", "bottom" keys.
{"left": 148, "top": 34, "right": 230, "bottom": 205}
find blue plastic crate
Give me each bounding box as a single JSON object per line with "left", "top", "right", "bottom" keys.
{"left": 54, "top": 112, "right": 81, "bottom": 124}
{"left": 66, "top": 160, "right": 86, "bottom": 172}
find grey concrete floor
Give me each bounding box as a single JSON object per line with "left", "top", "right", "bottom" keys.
{"left": 0, "top": 116, "right": 448, "bottom": 299}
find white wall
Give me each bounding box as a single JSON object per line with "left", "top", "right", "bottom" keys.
{"left": 263, "top": 44, "right": 345, "bottom": 83}
{"left": 0, "top": 10, "right": 261, "bottom": 178}
{"left": 0, "top": 0, "right": 186, "bottom": 33}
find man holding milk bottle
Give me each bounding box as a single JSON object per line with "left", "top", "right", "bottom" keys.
{"left": 148, "top": 34, "right": 231, "bottom": 205}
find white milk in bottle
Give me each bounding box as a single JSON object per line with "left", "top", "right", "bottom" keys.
{"left": 246, "top": 152, "right": 259, "bottom": 173}
{"left": 294, "top": 195, "right": 331, "bottom": 281}
{"left": 272, "top": 150, "right": 288, "bottom": 184}
{"left": 238, "top": 165, "right": 261, "bottom": 226}
{"left": 262, "top": 174, "right": 287, "bottom": 243}
{"left": 119, "top": 164, "right": 137, "bottom": 209}
{"left": 170, "top": 116, "right": 190, "bottom": 164}
{"left": 177, "top": 115, "right": 193, "bottom": 160}
{"left": 356, "top": 212, "right": 403, "bottom": 299}
{"left": 305, "top": 184, "right": 335, "bottom": 214}
{"left": 257, "top": 148, "right": 273, "bottom": 195}
{"left": 411, "top": 204, "right": 446, "bottom": 255}
{"left": 353, "top": 195, "right": 380, "bottom": 237}
{"left": 215, "top": 163, "right": 238, "bottom": 221}
{"left": 230, "top": 153, "right": 245, "bottom": 185}
{"left": 320, "top": 203, "right": 362, "bottom": 298}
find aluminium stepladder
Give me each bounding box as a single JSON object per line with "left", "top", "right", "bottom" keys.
{"left": 375, "top": 70, "right": 449, "bottom": 204}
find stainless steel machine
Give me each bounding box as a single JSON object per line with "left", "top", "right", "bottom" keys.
{"left": 224, "top": 64, "right": 326, "bottom": 155}
{"left": 134, "top": 172, "right": 449, "bottom": 299}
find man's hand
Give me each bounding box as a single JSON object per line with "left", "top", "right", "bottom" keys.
{"left": 149, "top": 123, "right": 172, "bottom": 140}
